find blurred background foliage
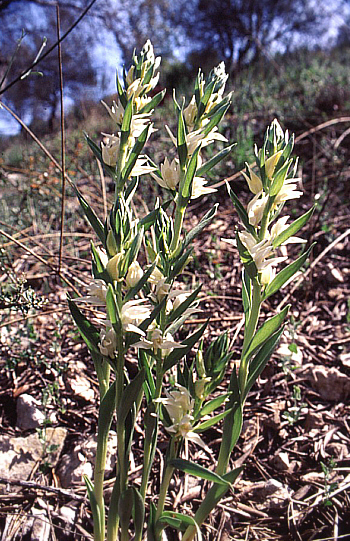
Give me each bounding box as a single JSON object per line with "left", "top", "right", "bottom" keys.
{"left": 0, "top": 0, "right": 350, "bottom": 136}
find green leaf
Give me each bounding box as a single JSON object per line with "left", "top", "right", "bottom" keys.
{"left": 181, "top": 145, "right": 201, "bottom": 200}
{"left": 157, "top": 512, "right": 202, "bottom": 539}
{"left": 140, "top": 89, "right": 166, "bottom": 113}
{"left": 227, "top": 183, "right": 256, "bottom": 236}
{"left": 177, "top": 110, "right": 188, "bottom": 167}
{"left": 242, "top": 270, "right": 251, "bottom": 324}
{"left": 68, "top": 299, "right": 100, "bottom": 354}
{"left": 72, "top": 184, "right": 105, "bottom": 245}
{"left": 196, "top": 144, "right": 236, "bottom": 177}
{"left": 236, "top": 232, "right": 258, "bottom": 279}
{"left": 117, "top": 368, "right": 145, "bottom": 427}
{"left": 269, "top": 158, "right": 291, "bottom": 196}
{"left": 98, "top": 381, "right": 117, "bottom": 443}
{"left": 120, "top": 98, "right": 133, "bottom": 140}
{"left": 263, "top": 243, "right": 315, "bottom": 300}
{"left": 183, "top": 205, "right": 218, "bottom": 249}
{"left": 91, "top": 241, "right": 106, "bottom": 274}
{"left": 243, "top": 327, "right": 284, "bottom": 400}
{"left": 139, "top": 200, "right": 172, "bottom": 232}
{"left": 193, "top": 407, "right": 234, "bottom": 432}
{"left": 106, "top": 285, "right": 120, "bottom": 328}
{"left": 202, "top": 99, "right": 230, "bottom": 137}
{"left": 199, "top": 393, "right": 230, "bottom": 417}
{"left": 243, "top": 305, "right": 290, "bottom": 361}
{"left": 84, "top": 132, "right": 115, "bottom": 177}
{"left": 121, "top": 126, "right": 149, "bottom": 182}
{"left": 118, "top": 488, "right": 134, "bottom": 534}
{"left": 84, "top": 475, "right": 104, "bottom": 538}
{"left": 273, "top": 207, "right": 315, "bottom": 248}
{"left": 132, "top": 487, "right": 145, "bottom": 540}
{"left": 163, "top": 321, "right": 209, "bottom": 372}
{"left": 169, "top": 458, "right": 230, "bottom": 486}
{"left": 166, "top": 285, "right": 202, "bottom": 325}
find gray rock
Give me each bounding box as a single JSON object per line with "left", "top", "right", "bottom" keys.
{"left": 16, "top": 394, "right": 46, "bottom": 429}
{"left": 0, "top": 428, "right": 67, "bottom": 493}
{"left": 57, "top": 431, "right": 118, "bottom": 488}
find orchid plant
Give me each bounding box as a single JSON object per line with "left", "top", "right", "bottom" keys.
{"left": 69, "top": 40, "right": 314, "bottom": 541}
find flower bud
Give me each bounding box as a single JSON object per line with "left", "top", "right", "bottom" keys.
{"left": 125, "top": 261, "right": 143, "bottom": 288}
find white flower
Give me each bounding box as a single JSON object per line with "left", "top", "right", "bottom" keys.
{"left": 158, "top": 385, "right": 208, "bottom": 449}
{"left": 148, "top": 267, "right": 164, "bottom": 285}
{"left": 239, "top": 231, "right": 286, "bottom": 273}
{"left": 130, "top": 114, "right": 153, "bottom": 139}
{"left": 101, "top": 133, "right": 120, "bottom": 166}
{"left": 134, "top": 328, "right": 184, "bottom": 355}
{"left": 99, "top": 320, "right": 117, "bottom": 358}
{"left": 125, "top": 261, "right": 143, "bottom": 289}
{"left": 268, "top": 216, "right": 306, "bottom": 245}
{"left": 242, "top": 164, "right": 263, "bottom": 194}
{"left": 75, "top": 279, "right": 108, "bottom": 306}
{"left": 273, "top": 179, "right": 303, "bottom": 205}
{"left": 264, "top": 150, "right": 283, "bottom": 179}
{"left": 131, "top": 156, "right": 157, "bottom": 177}
{"left": 183, "top": 96, "right": 197, "bottom": 129}
{"left": 101, "top": 99, "right": 124, "bottom": 126}
{"left": 191, "top": 177, "right": 217, "bottom": 199}
{"left": 247, "top": 192, "right": 269, "bottom": 226}
{"left": 106, "top": 252, "right": 124, "bottom": 281}
{"left": 165, "top": 125, "right": 227, "bottom": 156}
{"left": 121, "top": 299, "right": 151, "bottom": 335}
{"left": 151, "top": 157, "right": 180, "bottom": 190}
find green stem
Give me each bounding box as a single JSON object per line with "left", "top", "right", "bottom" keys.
{"left": 239, "top": 278, "right": 262, "bottom": 392}
{"left": 169, "top": 203, "right": 185, "bottom": 256}
{"left": 155, "top": 438, "right": 176, "bottom": 533}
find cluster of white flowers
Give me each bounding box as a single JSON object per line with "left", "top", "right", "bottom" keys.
{"left": 231, "top": 119, "right": 306, "bottom": 286}
{"left": 157, "top": 385, "right": 207, "bottom": 449}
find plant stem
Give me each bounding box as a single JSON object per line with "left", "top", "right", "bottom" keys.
{"left": 155, "top": 438, "right": 176, "bottom": 535}
{"left": 239, "top": 278, "right": 261, "bottom": 392}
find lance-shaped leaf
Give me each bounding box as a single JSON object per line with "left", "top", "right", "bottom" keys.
{"left": 273, "top": 207, "right": 314, "bottom": 248}
{"left": 121, "top": 126, "right": 150, "bottom": 182}
{"left": 98, "top": 381, "right": 117, "bottom": 444}
{"left": 91, "top": 241, "right": 106, "bottom": 274}
{"left": 218, "top": 369, "right": 242, "bottom": 460}
{"left": 138, "top": 349, "right": 155, "bottom": 401}
{"left": 147, "top": 502, "right": 158, "bottom": 541}
{"left": 227, "top": 183, "right": 257, "bottom": 237}
{"left": 263, "top": 243, "right": 315, "bottom": 300}
{"left": 68, "top": 298, "right": 100, "bottom": 355}
{"left": 132, "top": 487, "right": 145, "bottom": 541}
{"left": 177, "top": 109, "right": 188, "bottom": 168}
{"left": 185, "top": 467, "right": 243, "bottom": 539}
{"left": 139, "top": 200, "right": 172, "bottom": 232}
{"left": 106, "top": 284, "right": 121, "bottom": 328}
{"left": 183, "top": 205, "right": 218, "bottom": 250}
{"left": 202, "top": 98, "right": 230, "bottom": 137}
{"left": 242, "top": 269, "right": 251, "bottom": 324}
{"left": 196, "top": 144, "right": 236, "bottom": 177}
{"left": 236, "top": 232, "right": 258, "bottom": 280}
{"left": 116, "top": 72, "right": 127, "bottom": 108}
{"left": 269, "top": 158, "right": 292, "bottom": 197}
{"left": 84, "top": 132, "right": 116, "bottom": 178}
{"left": 169, "top": 247, "right": 193, "bottom": 280}
{"left": 124, "top": 261, "right": 156, "bottom": 303}
{"left": 84, "top": 476, "right": 104, "bottom": 540}
{"left": 121, "top": 227, "right": 144, "bottom": 275}
{"left": 243, "top": 305, "right": 290, "bottom": 361}
{"left": 157, "top": 512, "right": 202, "bottom": 539}
{"left": 120, "top": 98, "right": 133, "bottom": 145}
{"left": 169, "top": 458, "right": 230, "bottom": 486}
{"left": 166, "top": 285, "right": 202, "bottom": 325}
{"left": 72, "top": 184, "right": 105, "bottom": 245}
{"left": 140, "top": 89, "right": 166, "bottom": 114}
{"left": 118, "top": 488, "right": 134, "bottom": 536}
{"left": 193, "top": 407, "right": 234, "bottom": 432}
{"left": 117, "top": 368, "right": 145, "bottom": 427}
{"left": 180, "top": 145, "right": 201, "bottom": 201}
{"left": 198, "top": 393, "right": 231, "bottom": 418}
{"left": 243, "top": 327, "right": 284, "bottom": 401}
{"left": 163, "top": 320, "right": 209, "bottom": 372}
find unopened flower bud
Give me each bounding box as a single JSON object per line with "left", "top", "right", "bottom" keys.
{"left": 125, "top": 261, "right": 143, "bottom": 288}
